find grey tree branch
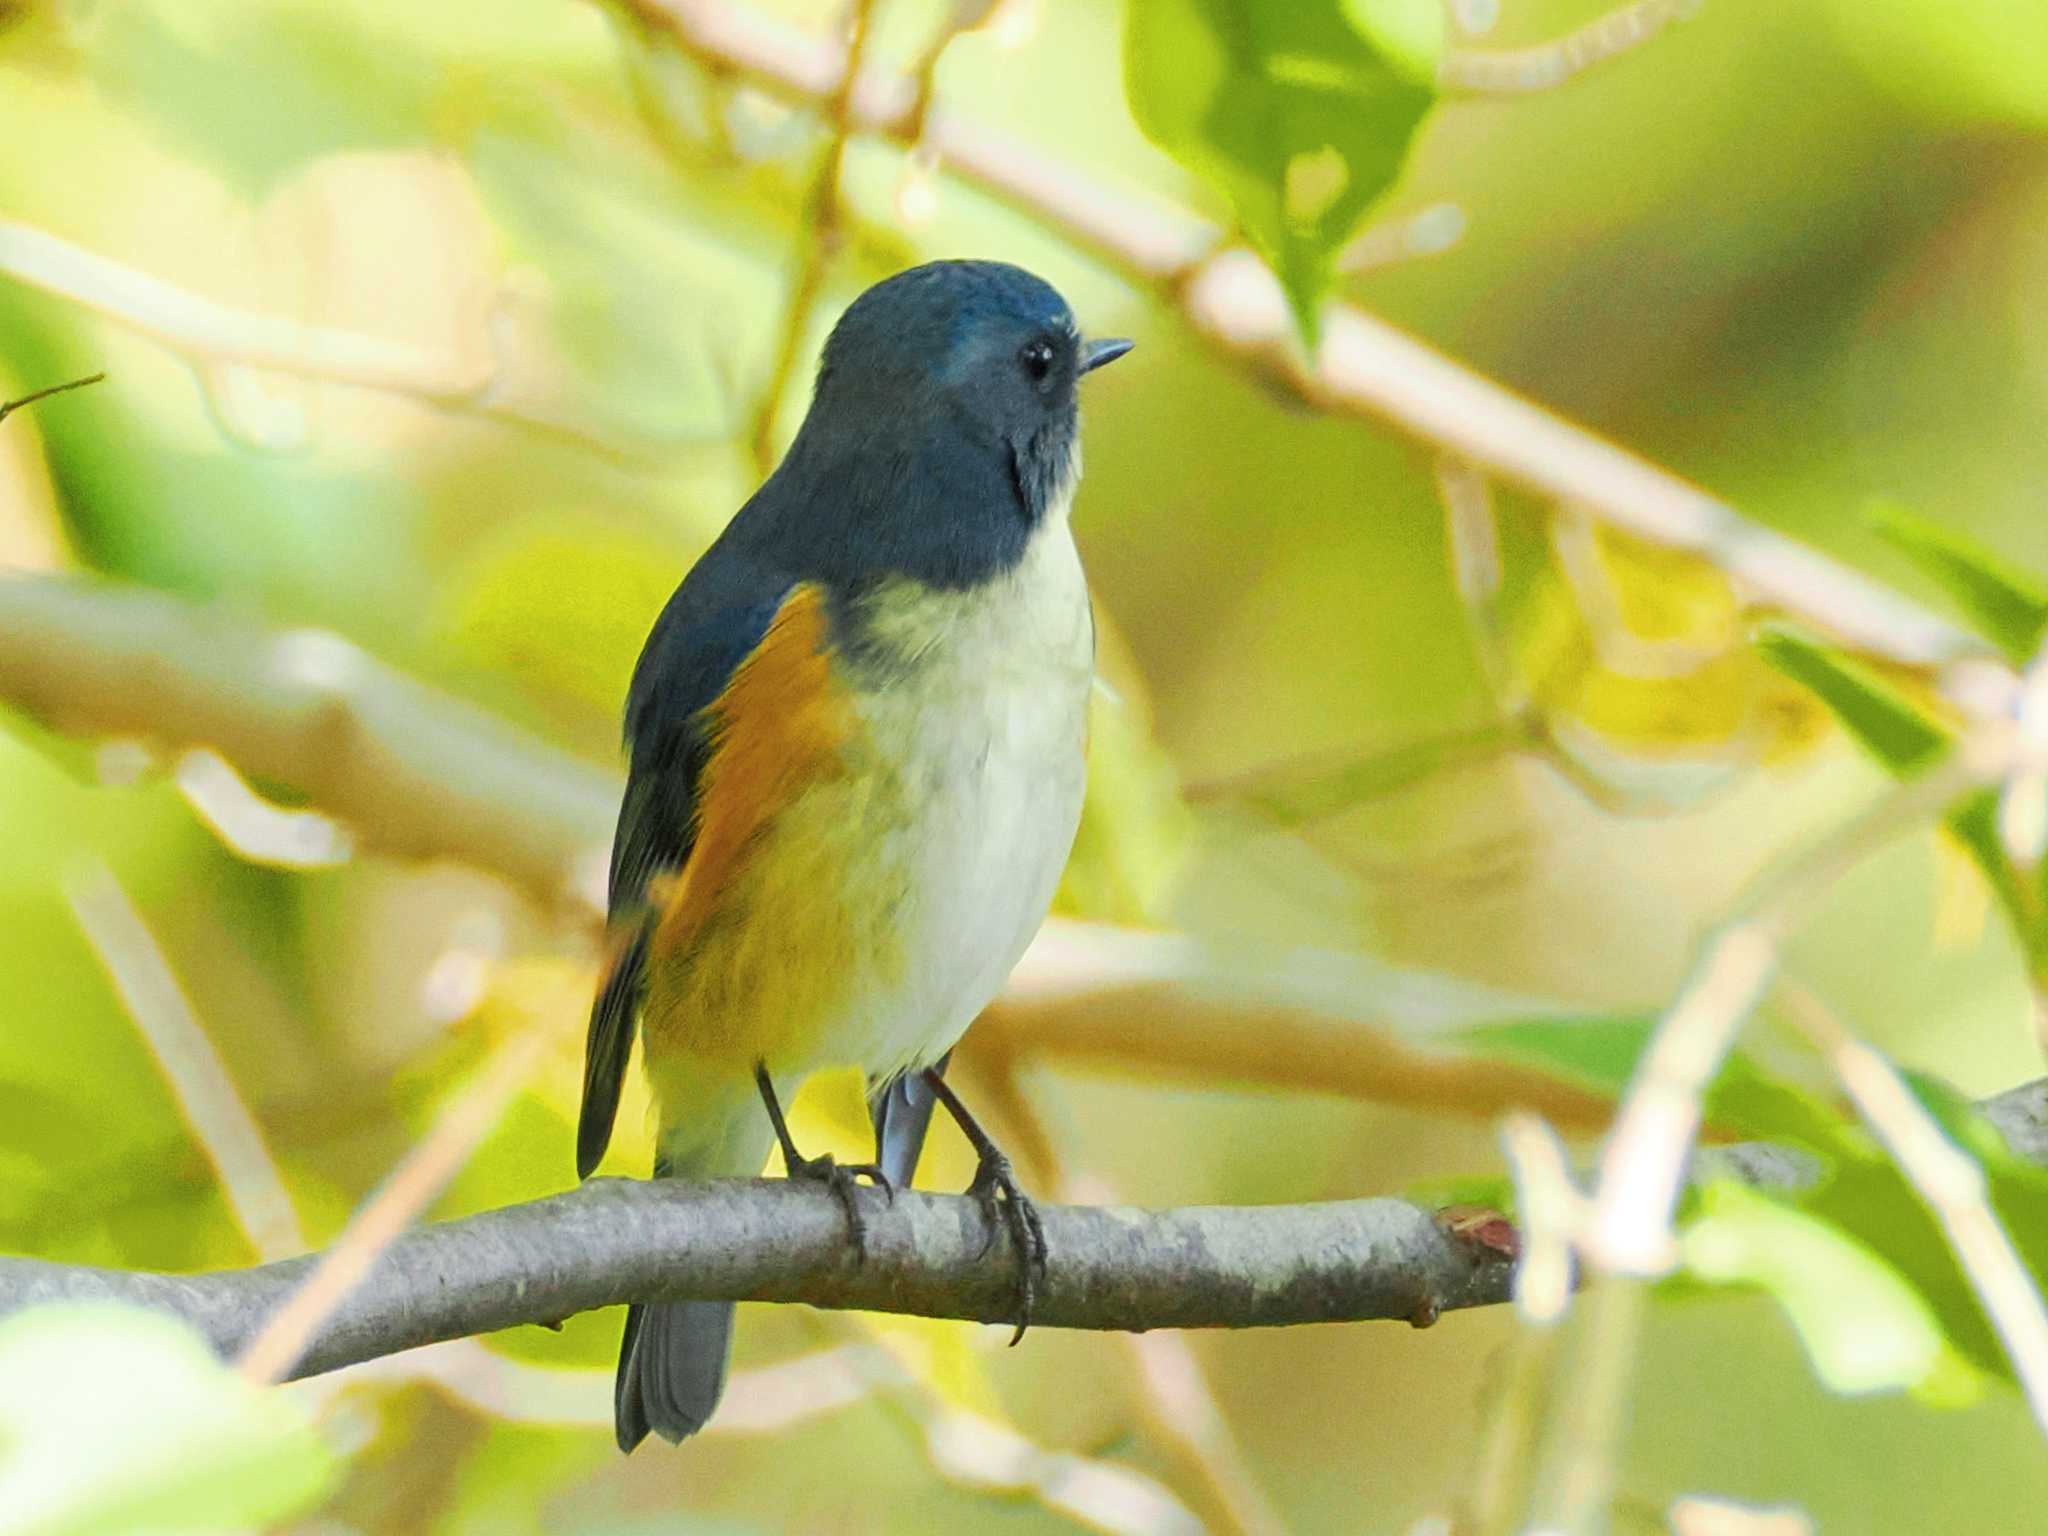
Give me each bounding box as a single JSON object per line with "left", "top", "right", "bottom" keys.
{"left": 5, "top": 1077, "right": 2041, "bottom": 1381}
{"left": 0, "top": 1180, "right": 1508, "bottom": 1378}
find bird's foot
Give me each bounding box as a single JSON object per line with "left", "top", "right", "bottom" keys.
{"left": 785, "top": 1151, "right": 894, "bottom": 1262}
{"left": 966, "top": 1146, "right": 1047, "bottom": 1346}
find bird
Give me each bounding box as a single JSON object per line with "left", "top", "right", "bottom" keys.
{"left": 576, "top": 258, "right": 1132, "bottom": 1452}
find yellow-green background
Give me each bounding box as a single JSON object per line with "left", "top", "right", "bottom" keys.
{"left": 4, "top": 0, "right": 2048, "bottom": 1529}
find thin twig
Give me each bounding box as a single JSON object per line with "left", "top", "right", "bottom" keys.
{"left": 1777, "top": 979, "right": 2048, "bottom": 1437}
{"left": 1440, "top": 0, "right": 1704, "bottom": 96}
{"left": 1583, "top": 735, "right": 2013, "bottom": 1276}
{"left": 328, "top": 1335, "right": 898, "bottom": 1434}
{"left": 0, "top": 222, "right": 623, "bottom": 451}
{"left": 748, "top": 0, "right": 880, "bottom": 474}
{"left": 1518, "top": 1277, "right": 1647, "bottom": 1536}
{"left": 0, "top": 370, "right": 104, "bottom": 425}
{"left": 63, "top": 859, "right": 306, "bottom": 1263}
{"left": 1501, "top": 1113, "right": 1581, "bottom": 1328}
{"left": 1454, "top": 1115, "right": 1583, "bottom": 1535}
{"left": 235, "top": 1021, "right": 552, "bottom": 1384}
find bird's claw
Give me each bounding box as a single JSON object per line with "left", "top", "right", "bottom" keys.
{"left": 966, "top": 1148, "right": 1047, "bottom": 1345}
{"left": 787, "top": 1153, "right": 894, "bottom": 1262}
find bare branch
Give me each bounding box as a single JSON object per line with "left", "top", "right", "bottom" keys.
{"left": 980, "top": 921, "right": 1620, "bottom": 1134}
{"left": 619, "top": 0, "right": 1987, "bottom": 679}
{"left": 64, "top": 859, "right": 307, "bottom": 1263}
{"left": 0, "top": 1179, "right": 1521, "bottom": 1379}
{"left": 5, "top": 1076, "right": 2041, "bottom": 1385}
{"left": 0, "top": 223, "right": 649, "bottom": 455}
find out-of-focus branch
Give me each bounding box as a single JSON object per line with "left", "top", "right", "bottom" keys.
{"left": 616, "top": 0, "right": 1986, "bottom": 680}
{"left": 0, "top": 221, "right": 623, "bottom": 451}
{"left": 0, "top": 575, "right": 1618, "bottom": 1125}
{"left": 6, "top": 1077, "right": 2042, "bottom": 1383}
{"left": 1778, "top": 980, "right": 2048, "bottom": 1435}
{"left": 64, "top": 860, "right": 308, "bottom": 1263}
{"left": 748, "top": 0, "right": 880, "bottom": 474}
{"left": 0, "top": 220, "right": 489, "bottom": 398}
{"left": 1439, "top": 0, "right": 1702, "bottom": 96}
{"left": 0, "top": 576, "right": 616, "bottom": 914}
{"left": 1585, "top": 737, "right": 2014, "bottom": 1276}
{"left": 978, "top": 920, "right": 1620, "bottom": 1133}
{"left": 235, "top": 1022, "right": 552, "bottom": 1384}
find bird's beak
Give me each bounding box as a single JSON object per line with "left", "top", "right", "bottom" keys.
{"left": 1079, "top": 337, "right": 1135, "bottom": 375}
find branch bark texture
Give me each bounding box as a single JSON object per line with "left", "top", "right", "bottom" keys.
{"left": 0, "top": 1180, "right": 1508, "bottom": 1379}
{"left": 3, "top": 1077, "right": 2039, "bottom": 1381}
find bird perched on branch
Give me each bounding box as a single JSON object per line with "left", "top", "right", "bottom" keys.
{"left": 577, "top": 259, "right": 1132, "bottom": 1451}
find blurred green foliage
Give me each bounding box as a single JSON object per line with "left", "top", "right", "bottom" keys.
{"left": 0, "top": 1303, "right": 335, "bottom": 1534}
{"left": 5, "top": 0, "right": 2048, "bottom": 1530}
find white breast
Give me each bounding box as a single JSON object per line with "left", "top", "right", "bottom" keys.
{"left": 831, "top": 509, "right": 1094, "bottom": 1078}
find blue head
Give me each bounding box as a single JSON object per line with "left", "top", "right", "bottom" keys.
{"left": 748, "top": 260, "right": 1132, "bottom": 591}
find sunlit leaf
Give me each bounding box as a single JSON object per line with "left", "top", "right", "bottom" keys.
{"left": 1681, "top": 1181, "right": 1954, "bottom": 1396}
{"left": 0, "top": 1303, "right": 336, "bottom": 1535}
{"left": 1756, "top": 623, "right": 2032, "bottom": 934}
{"left": 1867, "top": 501, "right": 2048, "bottom": 665}
{"left": 1123, "top": 0, "right": 1443, "bottom": 341}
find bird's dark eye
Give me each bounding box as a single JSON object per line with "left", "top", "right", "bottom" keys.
{"left": 1019, "top": 338, "right": 1056, "bottom": 382}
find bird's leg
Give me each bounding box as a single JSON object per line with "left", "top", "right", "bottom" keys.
{"left": 922, "top": 1067, "right": 1047, "bottom": 1345}
{"left": 754, "top": 1062, "right": 892, "bottom": 1262}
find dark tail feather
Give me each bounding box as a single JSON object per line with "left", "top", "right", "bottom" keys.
{"left": 869, "top": 1051, "right": 951, "bottom": 1190}
{"left": 614, "top": 1298, "right": 737, "bottom": 1452}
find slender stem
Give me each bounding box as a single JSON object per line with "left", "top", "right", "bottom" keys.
{"left": 1778, "top": 979, "right": 2048, "bottom": 1438}
{"left": 0, "top": 370, "right": 105, "bottom": 424}
{"left": 748, "top": 0, "right": 880, "bottom": 475}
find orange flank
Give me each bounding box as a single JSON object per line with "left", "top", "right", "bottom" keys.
{"left": 650, "top": 584, "right": 853, "bottom": 968}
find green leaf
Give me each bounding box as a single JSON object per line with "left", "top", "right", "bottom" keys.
{"left": 1452, "top": 1013, "right": 1859, "bottom": 1156}
{"left": 1867, "top": 500, "right": 2048, "bottom": 665}
{"left": 1124, "top": 0, "right": 1443, "bottom": 342}
{"left": 1754, "top": 622, "right": 2033, "bottom": 933}
{"left": 1681, "top": 1180, "right": 1954, "bottom": 1396}
{"left": 0, "top": 1303, "right": 336, "bottom": 1535}
{"left": 1753, "top": 621, "right": 1952, "bottom": 773}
